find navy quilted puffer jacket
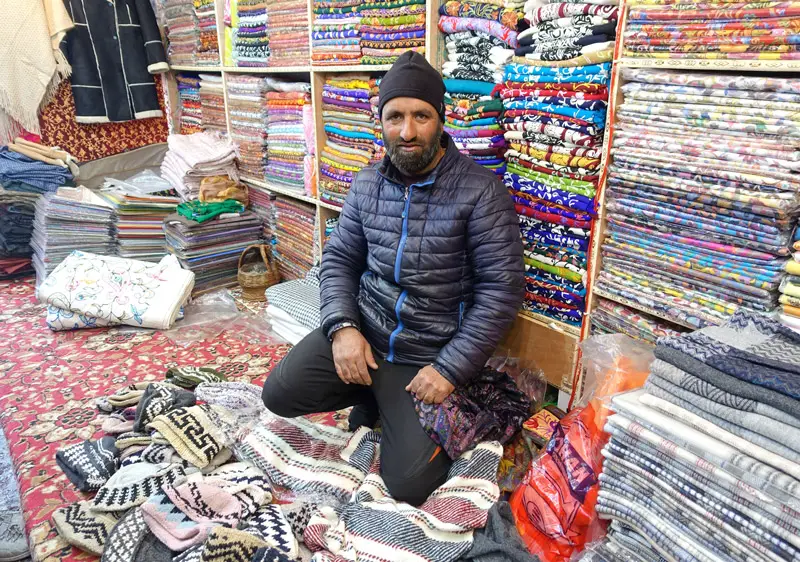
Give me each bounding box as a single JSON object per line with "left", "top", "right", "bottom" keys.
{"left": 320, "top": 134, "right": 524, "bottom": 386}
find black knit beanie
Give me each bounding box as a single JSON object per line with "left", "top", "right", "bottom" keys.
{"left": 378, "top": 51, "right": 446, "bottom": 122}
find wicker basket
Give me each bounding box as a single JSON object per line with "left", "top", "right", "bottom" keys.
{"left": 238, "top": 244, "right": 280, "bottom": 301}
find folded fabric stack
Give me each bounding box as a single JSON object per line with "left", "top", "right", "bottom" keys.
{"left": 195, "top": 0, "right": 221, "bottom": 65}
{"left": 319, "top": 77, "right": 376, "bottom": 207}
{"left": 31, "top": 187, "right": 116, "bottom": 285}
{"left": 780, "top": 234, "right": 800, "bottom": 331}
{"left": 359, "top": 0, "right": 427, "bottom": 65}
{"left": 265, "top": 0, "right": 311, "bottom": 66}
{"left": 0, "top": 146, "right": 73, "bottom": 194}
{"left": 368, "top": 78, "right": 385, "bottom": 163}
{"left": 265, "top": 82, "right": 313, "bottom": 192}
{"left": 312, "top": 0, "right": 362, "bottom": 66}
{"left": 100, "top": 174, "right": 181, "bottom": 263}
{"left": 273, "top": 197, "right": 315, "bottom": 280}
{"left": 232, "top": 0, "right": 270, "bottom": 67}
{"left": 323, "top": 216, "right": 338, "bottom": 246}
{"left": 596, "top": 68, "right": 800, "bottom": 331}
{"left": 164, "top": 209, "right": 262, "bottom": 294}
{"left": 161, "top": 132, "right": 239, "bottom": 201}
{"left": 227, "top": 75, "right": 269, "bottom": 179}
{"left": 591, "top": 298, "right": 688, "bottom": 345}
{"left": 596, "top": 310, "right": 800, "bottom": 562}
{"left": 625, "top": 0, "right": 800, "bottom": 61}
{"left": 199, "top": 74, "right": 226, "bottom": 131}
{"left": 445, "top": 79, "right": 507, "bottom": 175}
{"left": 164, "top": 0, "right": 201, "bottom": 66}
{"left": 176, "top": 73, "right": 203, "bottom": 134}
{"left": 248, "top": 185, "right": 277, "bottom": 244}
{"left": 0, "top": 190, "right": 38, "bottom": 280}
{"left": 265, "top": 266, "right": 321, "bottom": 344}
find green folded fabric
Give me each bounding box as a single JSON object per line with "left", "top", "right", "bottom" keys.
{"left": 176, "top": 199, "right": 245, "bottom": 223}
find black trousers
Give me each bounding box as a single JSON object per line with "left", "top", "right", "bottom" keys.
{"left": 261, "top": 328, "right": 452, "bottom": 506}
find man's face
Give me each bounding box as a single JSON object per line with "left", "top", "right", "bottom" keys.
{"left": 382, "top": 97, "right": 443, "bottom": 176}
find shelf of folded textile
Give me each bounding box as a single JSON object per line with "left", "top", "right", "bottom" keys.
{"left": 620, "top": 0, "right": 800, "bottom": 66}
{"left": 596, "top": 311, "right": 800, "bottom": 562}
{"left": 229, "top": 0, "right": 271, "bottom": 68}
{"left": 194, "top": 0, "right": 222, "bottom": 67}
{"left": 589, "top": 297, "right": 689, "bottom": 345}
{"left": 164, "top": 200, "right": 263, "bottom": 295}
{"left": 226, "top": 74, "right": 269, "bottom": 179}
{"left": 311, "top": 64, "right": 394, "bottom": 72}
{"left": 161, "top": 132, "right": 239, "bottom": 201}
{"left": 0, "top": 190, "right": 38, "bottom": 280}
{"left": 617, "top": 57, "right": 800, "bottom": 72}
{"left": 358, "top": 0, "right": 427, "bottom": 66}
{"left": 311, "top": 0, "right": 363, "bottom": 67}
{"left": 273, "top": 197, "right": 316, "bottom": 280}
{"left": 221, "top": 66, "right": 312, "bottom": 73}
{"left": 176, "top": 73, "right": 204, "bottom": 134}
{"left": 241, "top": 176, "right": 318, "bottom": 206}
{"left": 164, "top": 0, "right": 209, "bottom": 68}
{"left": 265, "top": 80, "right": 315, "bottom": 196}
{"left": 779, "top": 250, "right": 800, "bottom": 333}
{"left": 592, "top": 67, "right": 800, "bottom": 332}
{"left": 199, "top": 74, "right": 228, "bottom": 131}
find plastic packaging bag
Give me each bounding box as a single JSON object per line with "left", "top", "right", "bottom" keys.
{"left": 486, "top": 354, "right": 547, "bottom": 412}
{"left": 508, "top": 334, "right": 653, "bottom": 562}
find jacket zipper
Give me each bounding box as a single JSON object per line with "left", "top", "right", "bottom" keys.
{"left": 458, "top": 301, "right": 464, "bottom": 329}
{"left": 388, "top": 185, "right": 413, "bottom": 362}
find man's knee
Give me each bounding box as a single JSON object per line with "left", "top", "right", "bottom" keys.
{"left": 261, "top": 360, "right": 301, "bottom": 418}
{"left": 380, "top": 453, "right": 450, "bottom": 506}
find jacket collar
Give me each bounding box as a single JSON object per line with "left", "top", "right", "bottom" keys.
{"left": 376, "top": 132, "right": 459, "bottom": 189}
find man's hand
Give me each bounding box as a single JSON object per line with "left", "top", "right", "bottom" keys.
{"left": 406, "top": 365, "right": 455, "bottom": 405}
{"left": 332, "top": 327, "right": 378, "bottom": 385}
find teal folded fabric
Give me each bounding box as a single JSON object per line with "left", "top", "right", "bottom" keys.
{"left": 443, "top": 79, "right": 496, "bottom": 96}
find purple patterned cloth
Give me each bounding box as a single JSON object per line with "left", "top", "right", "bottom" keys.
{"left": 414, "top": 366, "right": 531, "bottom": 460}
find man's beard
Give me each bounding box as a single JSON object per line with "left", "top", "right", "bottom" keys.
{"left": 386, "top": 126, "right": 443, "bottom": 176}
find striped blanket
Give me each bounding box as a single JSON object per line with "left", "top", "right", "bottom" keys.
{"left": 235, "top": 412, "right": 502, "bottom": 562}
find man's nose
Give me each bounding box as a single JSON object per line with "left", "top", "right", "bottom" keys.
{"left": 400, "top": 117, "right": 416, "bottom": 141}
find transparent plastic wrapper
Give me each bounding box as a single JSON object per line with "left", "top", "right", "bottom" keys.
{"left": 486, "top": 354, "right": 547, "bottom": 412}
{"left": 102, "top": 169, "right": 173, "bottom": 195}
{"left": 570, "top": 538, "right": 643, "bottom": 562}
{"left": 161, "top": 291, "right": 241, "bottom": 346}
{"left": 509, "top": 334, "right": 653, "bottom": 562}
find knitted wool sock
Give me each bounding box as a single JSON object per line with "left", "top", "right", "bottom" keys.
{"left": 279, "top": 502, "right": 318, "bottom": 544}
{"left": 146, "top": 405, "right": 225, "bottom": 469}
{"left": 243, "top": 504, "right": 299, "bottom": 559}
{"left": 251, "top": 546, "right": 294, "bottom": 562}
{"left": 133, "top": 383, "right": 196, "bottom": 433}
{"left": 52, "top": 502, "right": 118, "bottom": 556}
{"left": 102, "top": 410, "right": 136, "bottom": 435}
{"left": 139, "top": 491, "right": 219, "bottom": 551}
{"left": 198, "top": 527, "right": 268, "bottom": 562}
{"left": 92, "top": 463, "right": 187, "bottom": 513}
{"left": 102, "top": 508, "right": 176, "bottom": 562}
{"left": 165, "top": 481, "right": 242, "bottom": 526}
{"left": 115, "top": 432, "right": 152, "bottom": 450}
{"left": 204, "top": 462, "right": 272, "bottom": 517}
{"left": 165, "top": 366, "right": 226, "bottom": 389}
{"left": 55, "top": 436, "right": 119, "bottom": 492}
{"left": 200, "top": 448, "right": 234, "bottom": 475}
{"left": 119, "top": 445, "right": 147, "bottom": 461}
{"left": 195, "top": 382, "right": 264, "bottom": 413}
{"left": 107, "top": 382, "right": 154, "bottom": 409}
{"left": 173, "top": 544, "right": 203, "bottom": 562}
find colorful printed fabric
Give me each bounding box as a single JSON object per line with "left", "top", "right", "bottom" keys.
{"left": 439, "top": 0, "right": 523, "bottom": 28}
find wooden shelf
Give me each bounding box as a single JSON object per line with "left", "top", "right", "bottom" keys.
{"left": 240, "top": 177, "right": 318, "bottom": 206}
{"left": 169, "top": 64, "right": 222, "bottom": 72}
{"left": 311, "top": 64, "right": 393, "bottom": 73}
{"left": 318, "top": 200, "right": 343, "bottom": 212}
{"left": 222, "top": 66, "right": 311, "bottom": 73}
{"left": 617, "top": 57, "right": 800, "bottom": 72}
{"left": 592, "top": 288, "right": 697, "bottom": 331}
{"left": 518, "top": 310, "right": 581, "bottom": 339}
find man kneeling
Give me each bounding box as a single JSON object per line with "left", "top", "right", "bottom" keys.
{"left": 262, "top": 52, "right": 524, "bottom": 506}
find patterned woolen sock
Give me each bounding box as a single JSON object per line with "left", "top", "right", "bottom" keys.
{"left": 243, "top": 504, "right": 299, "bottom": 559}
{"left": 198, "top": 527, "right": 268, "bottom": 562}
{"left": 139, "top": 492, "right": 218, "bottom": 551}
{"left": 133, "top": 383, "right": 196, "bottom": 433}
{"left": 165, "top": 366, "right": 226, "bottom": 388}
{"left": 101, "top": 508, "right": 176, "bottom": 562}
{"left": 52, "top": 502, "right": 118, "bottom": 556}
{"left": 92, "top": 462, "right": 187, "bottom": 513}
{"left": 55, "top": 436, "right": 119, "bottom": 492}
{"left": 146, "top": 405, "right": 225, "bottom": 469}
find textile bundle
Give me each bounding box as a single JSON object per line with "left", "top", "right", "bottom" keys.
{"left": 782, "top": 238, "right": 800, "bottom": 331}
{"left": 226, "top": 74, "right": 269, "bottom": 179}
{"left": 195, "top": 0, "right": 221, "bottom": 65}
{"left": 231, "top": 0, "right": 270, "bottom": 67}
{"left": 596, "top": 68, "right": 800, "bottom": 330}
{"left": 248, "top": 184, "right": 277, "bottom": 244}
{"left": 500, "top": 0, "right": 617, "bottom": 327}
{"left": 323, "top": 216, "right": 338, "bottom": 245}
{"left": 265, "top": 0, "right": 311, "bottom": 67}
{"left": 164, "top": 0, "right": 203, "bottom": 66}
{"left": 31, "top": 186, "right": 116, "bottom": 285}
{"left": 591, "top": 297, "right": 688, "bottom": 346}
{"left": 39, "top": 251, "right": 194, "bottom": 331}
{"left": 265, "top": 266, "right": 322, "bottom": 344}
{"left": 359, "top": 0, "right": 427, "bottom": 66}
{"left": 176, "top": 73, "right": 203, "bottom": 134}
{"left": 595, "top": 310, "right": 800, "bottom": 562}
{"left": 164, "top": 209, "right": 263, "bottom": 295}
{"left": 0, "top": 190, "right": 38, "bottom": 280}
{"left": 0, "top": 146, "right": 73, "bottom": 194}
{"left": 319, "top": 76, "right": 378, "bottom": 207}
{"left": 265, "top": 82, "right": 313, "bottom": 194}
{"left": 273, "top": 197, "right": 316, "bottom": 280}
{"left": 312, "top": 0, "right": 363, "bottom": 65}
{"left": 199, "top": 74, "right": 227, "bottom": 132}
{"left": 161, "top": 132, "right": 239, "bottom": 201}
{"left": 625, "top": 0, "right": 800, "bottom": 61}
{"left": 100, "top": 173, "right": 181, "bottom": 263}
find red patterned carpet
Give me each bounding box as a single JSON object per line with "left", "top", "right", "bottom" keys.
{"left": 0, "top": 278, "right": 336, "bottom": 561}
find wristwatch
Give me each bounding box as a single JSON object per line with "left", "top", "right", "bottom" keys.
{"left": 328, "top": 321, "right": 358, "bottom": 341}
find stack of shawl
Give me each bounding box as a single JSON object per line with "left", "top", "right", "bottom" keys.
{"left": 164, "top": 0, "right": 201, "bottom": 66}
{"left": 226, "top": 75, "right": 269, "bottom": 179}
{"left": 369, "top": 78, "right": 385, "bottom": 163}
{"left": 596, "top": 68, "right": 800, "bottom": 330}
{"left": 0, "top": 190, "right": 38, "bottom": 280}
{"left": 248, "top": 185, "right": 277, "bottom": 244}
{"left": 624, "top": 0, "right": 800, "bottom": 61}
{"left": 319, "top": 77, "right": 377, "bottom": 208}
{"left": 273, "top": 197, "right": 315, "bottom": 280}
{"left": 195, "top": 0, "right": 221, "bottom": 65}
{"left": 591, "top": 298, "right": 689, "bottom": 345}
{"left": 164, "top": 210, "right": 263, "bottom": 294}
{"left": 265, "top": 0, "right": 311, "bottom": 66}
{"left": 176, "top": 73, "right": 203, "bottom": 134}
{"left": 783, "top": 232, "right": 800, "bottom": 331}
{"left": 359, "top": 0, "right": 427, "bottom": 65}
{"left": 0, "top": 146, "right": 73, "bottom": 194}
{"left": 264, "top": 266, "right": 322, "bottom": 343}
{"left": 596, "top": 309, "right": 800, "bottom": 562}
{"left": 199, "top": 74, "right": 227, "bottom": 131}
{"left": 265, "top": 81, "right": 313, "bottom": 193}
{"left": 312, "top": 0, "right": 363, "bottom": 65}
{"left": 232, "top": 0, "right": 270, "bottom": 66}
{"left": 161, "top": 132, "right": 239, "bottom": 201}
